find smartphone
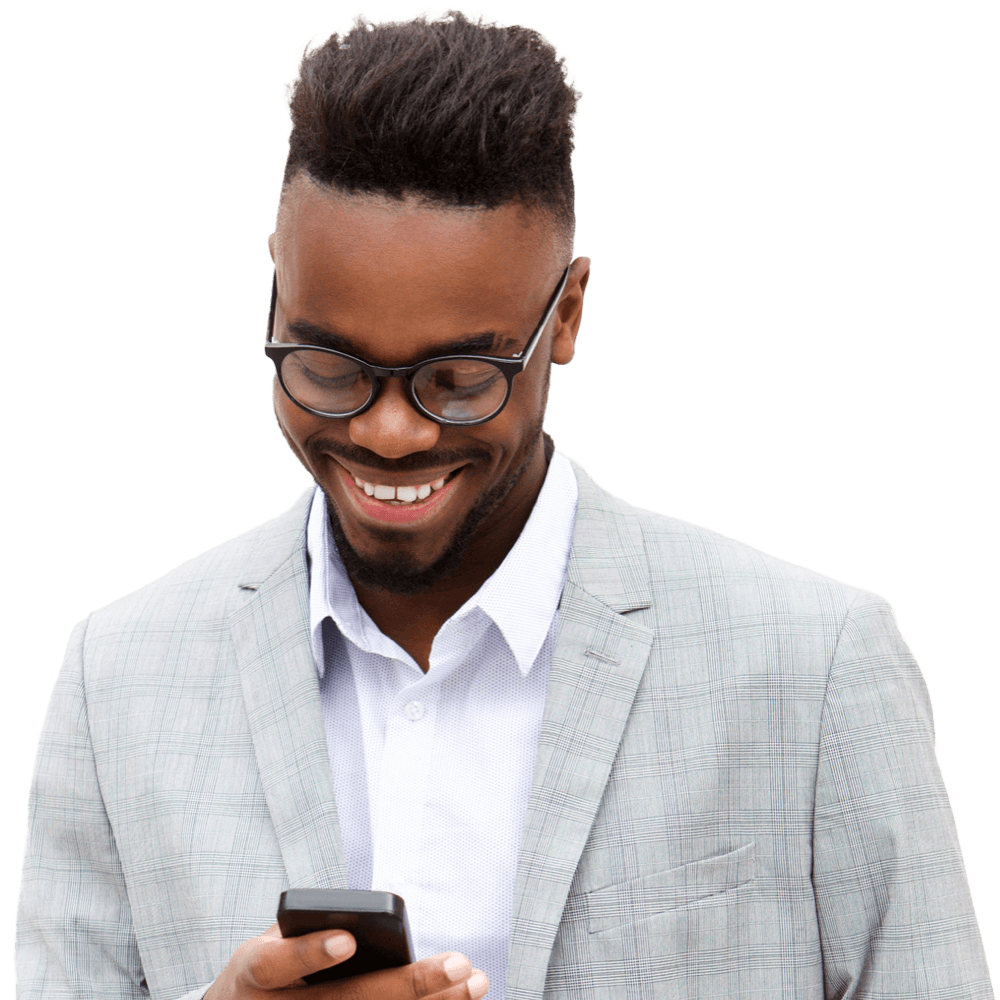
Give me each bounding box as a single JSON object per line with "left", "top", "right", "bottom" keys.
{"left": 277, "top": 888, "right": 414, "bottom": 985}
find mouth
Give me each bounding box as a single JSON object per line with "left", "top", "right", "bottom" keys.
{"left": 336, "top": 464, "right": 465, "bottom": 523}
{"left": 350, "top": 471, "right": 455, "bottom": 504}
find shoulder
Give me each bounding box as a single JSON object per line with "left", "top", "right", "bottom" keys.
{"left": 81, "top": 489, "right": 313, "bottom": 644}
{"left": 568, "top": 464, "right": 914, "bottom": 716}
{"left": 570, "top": 462, "right": 877, "bottom": 627}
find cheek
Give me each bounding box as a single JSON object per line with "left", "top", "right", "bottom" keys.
{"left": 273, "top": 381, "right": 301, "bottom": 437}
{"left": 274, "top": 378, "right": 314, "bottom": 432}
{"left": 506, "top": 362, "right": 550, "bottom": 423}
{"left": 481, "top": 377, "right": 548, "bottom": 463}
{"left": 272, "top": 380, "right": 326, "bottom": 469}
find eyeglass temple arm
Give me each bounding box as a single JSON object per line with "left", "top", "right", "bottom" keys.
{"left": 517, "top": 266, "right": 571, "bottom": 368}
{"left": 267, "top": 271, "right": 278, "bottom": 342}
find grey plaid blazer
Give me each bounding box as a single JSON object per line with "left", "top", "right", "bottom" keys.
{"left": 18, "top": 466, "right": 993, "bottom": 999}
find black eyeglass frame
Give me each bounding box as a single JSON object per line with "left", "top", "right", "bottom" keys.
{"left": 265, "top": 266, "right": 570, "bottom": 427}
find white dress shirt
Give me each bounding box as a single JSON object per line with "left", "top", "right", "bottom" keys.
{"left": 307, "top": 452, "right": 578, "bottom": 1000}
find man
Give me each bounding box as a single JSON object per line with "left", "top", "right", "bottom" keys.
{"left": 17, "top": 12, "right": 993, "bottom": 1000}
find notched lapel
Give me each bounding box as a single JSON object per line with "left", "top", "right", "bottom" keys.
{"left": 507, "top": 467, "right": 655, "bottom": 1000}
{"left": 229, "top": 545, "right": 349, "bottom": 892}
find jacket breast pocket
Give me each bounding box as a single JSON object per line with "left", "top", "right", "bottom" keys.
{"left": 584, "top": 842, "right": 756, "bottom": 934}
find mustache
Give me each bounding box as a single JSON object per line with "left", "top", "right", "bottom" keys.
{"left": 307, "top": 437, "right": 492, "bottom": 474}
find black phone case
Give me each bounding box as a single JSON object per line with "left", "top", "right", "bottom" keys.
{"left": 277, "top": 888, "right": 414, "bottom": 985}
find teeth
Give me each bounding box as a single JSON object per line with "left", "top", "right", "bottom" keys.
{"left": 353, "top": 473, "right": 453, "bottom": 503}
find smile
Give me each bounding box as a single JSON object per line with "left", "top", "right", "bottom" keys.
{"left": 351, "top": 475, "right": 448, "bottom": 505}
{"left": 337, "top": 464, "right": 464, "bottom": 524}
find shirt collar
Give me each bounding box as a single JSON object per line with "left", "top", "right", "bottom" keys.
{"left": 307, "top": 451, "right": 579, "bottom": 678}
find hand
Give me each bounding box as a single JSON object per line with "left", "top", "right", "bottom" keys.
{"left": 203, "top": 924, "right": 489, "bottom": 998}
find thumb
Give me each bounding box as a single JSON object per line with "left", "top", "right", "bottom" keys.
{"left": 244, "top": 927, "right": 357, "bottom": 989}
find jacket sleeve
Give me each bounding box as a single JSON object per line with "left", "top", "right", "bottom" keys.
{"left": 16, "top": 620, "right": 212, "bottom": 1000}
{"left": 812, "top": 593, "right": 993, "bottom": 999}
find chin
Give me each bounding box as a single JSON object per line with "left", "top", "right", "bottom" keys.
{"left": 326, "top": 509, "right": 469, "bottom": 594}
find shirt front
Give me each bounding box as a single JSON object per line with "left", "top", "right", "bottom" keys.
{"left": 307, "top": 451, "right": 578, "bottom": 1000}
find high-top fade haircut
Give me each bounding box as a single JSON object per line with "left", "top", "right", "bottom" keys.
{"left": 283, "top": 11, "right": 579, "bottom": 236}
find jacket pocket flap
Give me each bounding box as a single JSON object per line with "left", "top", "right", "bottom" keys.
{"left": 584, "top": 842, "right": 756, "bottom": 933}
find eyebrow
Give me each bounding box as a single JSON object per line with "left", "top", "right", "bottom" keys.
{"left": 284, "top": 319, "right": 506, "bottom": 362}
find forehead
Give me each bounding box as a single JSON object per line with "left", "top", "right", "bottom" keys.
{"left": 274, "top": 176, "right": 563, "bottom": 349}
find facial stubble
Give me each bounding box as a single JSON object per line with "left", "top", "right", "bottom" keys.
{"left": 323, "top": 417, "right": 548, "bottom": 595}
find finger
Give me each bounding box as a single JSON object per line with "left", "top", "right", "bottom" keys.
{"left": 243, "top": 928, "right": 356, "bottom": 990}
{"left": 343, "top": 952, "right": 488, "bottom": 1000}
{"left": 465, "top": 970, "right": 489, "bottom": 999}
{"left": 416, "top": 964, "right": 489, "bottom": 1000}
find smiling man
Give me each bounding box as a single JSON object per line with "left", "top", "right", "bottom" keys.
{"left": 17, "top": 12, "right": 993, "bottom": 1000}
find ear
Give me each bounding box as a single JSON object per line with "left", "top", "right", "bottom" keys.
{"left": 550, "top": 256, "right": 590, "bottom": 365}
{"left": 268, "top": 233, "right": 277, "bottom": 262}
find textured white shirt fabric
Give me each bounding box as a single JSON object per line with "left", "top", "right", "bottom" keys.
{"left": 307, "top": 452, "right": 578, "bottom": 1000}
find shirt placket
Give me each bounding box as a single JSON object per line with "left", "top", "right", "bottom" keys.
{"left": 369, "top": 664, "right": 439, "bottom": 944}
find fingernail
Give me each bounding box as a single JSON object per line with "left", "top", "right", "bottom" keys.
{"left": 443, "top": 953, "right": 469, "bottom": 982}
{"left": 325, "top": 932, "right": 353, "bottom": 959}
{"left": 468, "top": 971, "right": 489, "bottom": 998}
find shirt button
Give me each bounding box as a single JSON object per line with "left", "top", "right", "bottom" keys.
{"left": 403, "top": 700, "right": 424, "bottom": 721}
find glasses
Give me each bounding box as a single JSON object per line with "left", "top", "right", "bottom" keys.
{"left": 265, "top": 267, "right": 569, "bottom": 426}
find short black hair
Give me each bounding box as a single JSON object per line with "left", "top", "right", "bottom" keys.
{"left": 284, "top": 11, "right": 579, "bottom": 230}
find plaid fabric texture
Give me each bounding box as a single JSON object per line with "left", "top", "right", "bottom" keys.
{"left": 17, "top": 465, "right": 993, "bottom": 999}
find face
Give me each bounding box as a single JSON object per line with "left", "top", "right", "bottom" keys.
{"left": 270, "top": 175, "right": 589, "bottom": 594}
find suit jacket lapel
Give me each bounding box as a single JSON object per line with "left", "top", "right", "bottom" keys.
{"left": 506, "top": 466, "right": 655, "bottom": 1000}
{"left": 228, "top": 501, "right": 349, "bottom": 892}
{"left": 223, "top": 472, "right": 653, "bottom": 985}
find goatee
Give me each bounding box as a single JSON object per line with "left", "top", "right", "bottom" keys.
{"left": 322, "top": 426, "right": 550, "bottom": 595}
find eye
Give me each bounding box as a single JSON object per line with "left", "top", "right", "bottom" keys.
{"left": 424, "top": 362, "right": 503, "bottom": 397}
{"left": 295, "top": 351, "right": 364, "bottom": 384}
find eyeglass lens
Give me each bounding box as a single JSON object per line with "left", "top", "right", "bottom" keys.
{"left": 280, "top": 350, "right": 509, "bottom": 422}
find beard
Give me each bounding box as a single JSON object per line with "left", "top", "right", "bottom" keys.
{"left": 318, "top": 421, "right": 550, "bottom": 595}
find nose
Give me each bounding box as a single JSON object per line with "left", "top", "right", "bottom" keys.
{"left": 348, "top": 376, "right": 441, "bottom": 458}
